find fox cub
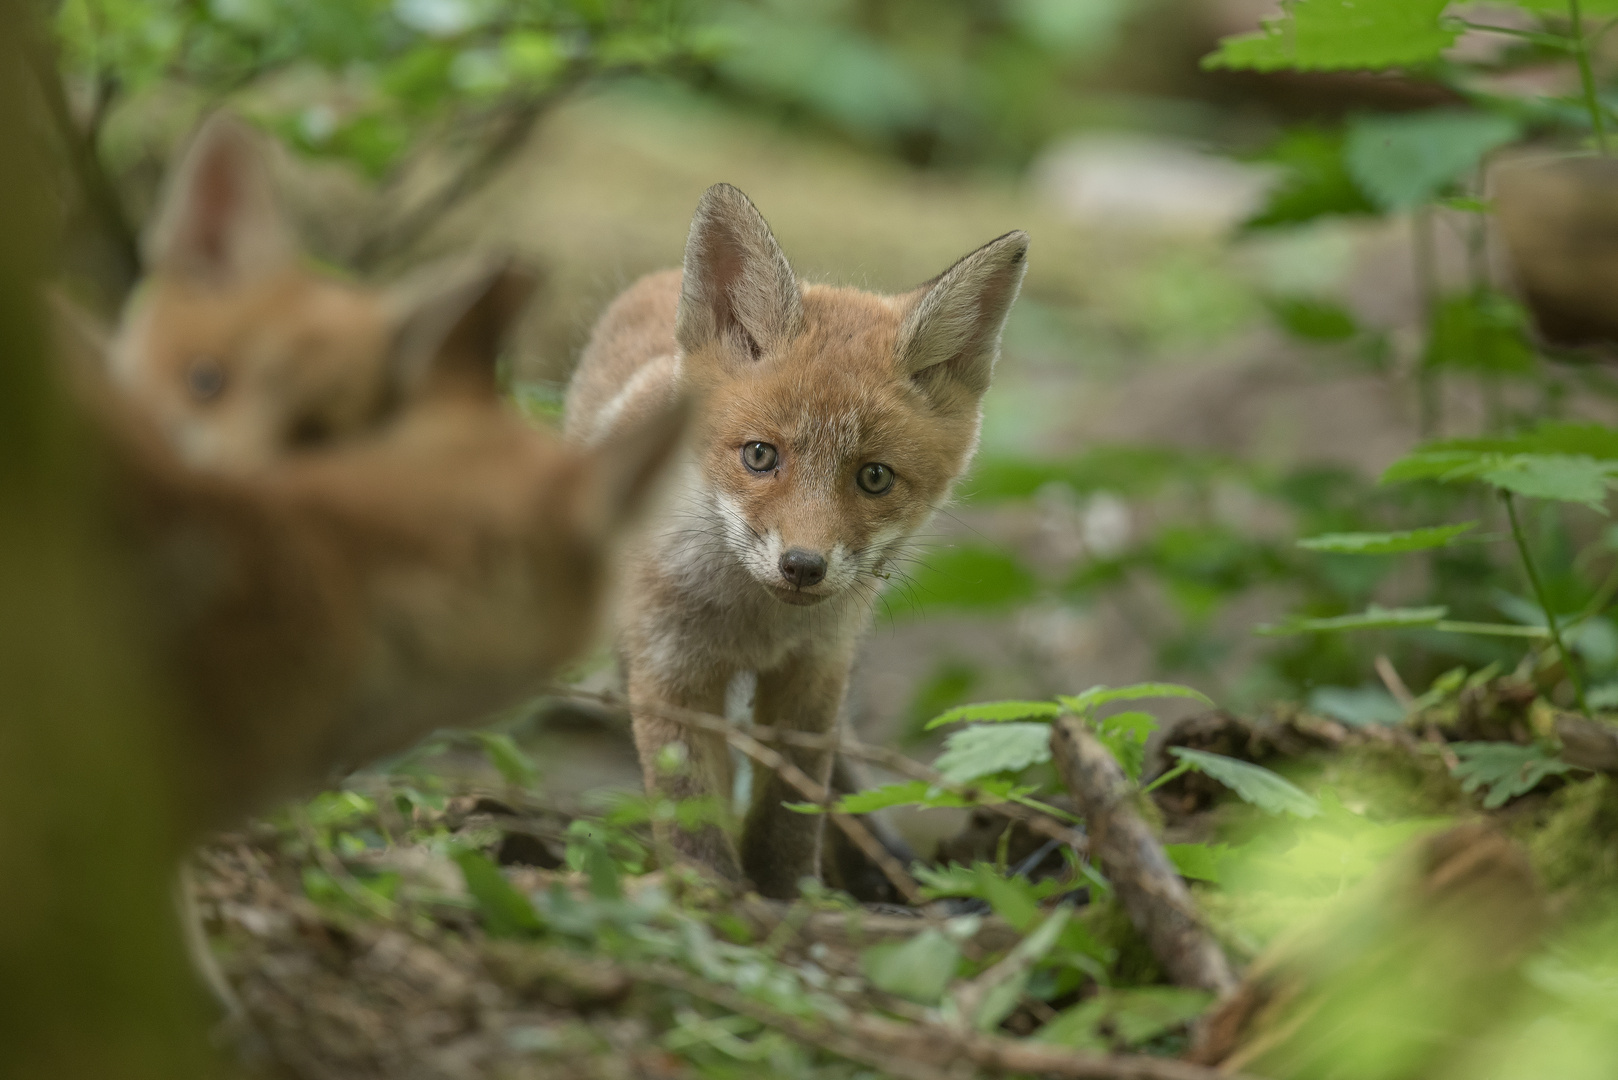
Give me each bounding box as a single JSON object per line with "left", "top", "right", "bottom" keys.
{"left": 111, "top": 112, "right": 498, "bottom": 470}
{"left": 567, "top": 183, "right": 1027, "bottom": 896}
{"left": 65, "top": 266, "right": 684, "bottom": 829}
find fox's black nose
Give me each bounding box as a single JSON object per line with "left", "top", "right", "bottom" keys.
{"left": 779, "top": 548, "right": 827, "bottom": 588}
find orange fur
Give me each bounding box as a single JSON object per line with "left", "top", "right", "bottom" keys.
{"left": 567, "top": 184, "right": 1027, "bottom": 896}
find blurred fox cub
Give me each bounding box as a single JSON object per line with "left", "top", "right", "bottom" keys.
{"left": 566, "top": 183, "right": 1028, "bottom": 897}
{"left": 111, "top": 112, "right": 509, "bottom": 470}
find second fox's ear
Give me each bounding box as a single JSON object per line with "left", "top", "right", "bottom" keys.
{"left": 146, "top": 112, "right": 296, "bottom": 284}
{"left": 896, "top": 230, "right": 1029, "bottom": 401}
{"left": 675, "top": 183, "right": 802, "bottom": 362}
{"left": 383, "top": 258, "right": 535, "bottom": 400}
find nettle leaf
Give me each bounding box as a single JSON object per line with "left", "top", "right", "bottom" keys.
{"left": 1094, "top": 710, "right": 1158, "bottom": 782}
{"left": 1203, "top": 0, "right": 1458, "bottom": 73}
{"left": 1345, "top": 110, "right": 1520, "bottom": 211}
{"left": 1481, "top": 455, "right": 1616, "bottom": 511}
{"left": 1037, "top": 986, "right": 1215, "bottom": 1051}
{"left": 1244, "top": 128, "right": 1378, "bottom": 230}
{"left": 933, "top": 723, "right": 1053, "bottom": 784}
{"left": 1298, "top": 522, "right": 1477, "bottom": 554}
{"left": 925, "top": 700, "right": 1061, "bottom": 731}
{"left": 1164, "top": 842, "right": 1234, "bottom": 884}
{"left": 861, "top": 928, "right": 961, "bottom": 1005}
{"left": 454, "top": 850, "right": 543, "bottom": 937}
{"left": 1450, "top": 742, "right": 1573, "bottom": 809}
{"left": 1259, "top": 604, "right": 1448, "bottom": 635}
{"left": 1169, "top": 748, "right": 1321, "bottom": 817}
{"left": 1059, "top": 682, "right": 1213, "bottom": 713}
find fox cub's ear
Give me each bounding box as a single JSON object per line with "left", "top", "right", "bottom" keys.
{"left": 146, "top": 112, "right": 297, "bottom": 285}
{"left": 675, "top": 184, "right": 803, "bottom": 362}
{"left": 897, "top": 230, "right": 1029, "bottom": 399}
{"left": 383, "top": 257, "right": 535, "bottom": 400}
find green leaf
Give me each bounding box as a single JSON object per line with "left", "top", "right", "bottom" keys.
{"left": 1345, "top": 110, "right": 1520, "bottom": 211}
{"left": 1243, "top": 128, "right": 1378, "bottom": 230}
{"left": 1450, "top": 742, "right": 1573, "bottom": 809}
{"left": 1424, "top": 291, "right": 1537, "bottom": 375}
{"left": 1093, "top": 710, "right": 1158, "bottom": 782}
{"left": 1298, "top": 522, "right": 1477, "bottom": 554}
{"left": 453, "top": 850, "right": 543, "bottom": 937}
{"left": 1164, "top": 842, "right": 1233, "bottom": 884}
{"left": 861, "top": 929, "right": 961, "bottom": 1005}
{"left": 924, "top": 700, "right": 1062, "bottom": 730}
{"left": 475, "top": 732, "right": 539, "bottom": 788}
{"left": 1267, "top": 296, "right": 1360, "bottom": 342}
{"left": 884, "top": 545, "right": 1038, "bottom": 616}
{"left": 1169, "top": 748, "right": 1321, "bottom": 817}
{"left": 1202, "top": 0, "right": 1459, "bottom": 73}
{"left": 969, "top": 906, "right": 1073, "bottom": 1031}
{"left": 933, "top": 723, "right": 1054, "bottom": 784}
{"left": 1481, "top": 455, "right": 1615, "bottom": 511}
{"left": 1038, "top": 986, "right": 1215, "bottom": 1050}
{"left": 1258, "top": 604, "right": 1448, "bottom": 635}
{"left": 1308, "top": 685, "right": 1407, "bottom": 726}
{"left": 1058, "top": 682, "right": 1214, "bottom": 713}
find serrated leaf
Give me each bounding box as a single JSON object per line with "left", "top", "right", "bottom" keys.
{"left": 1203, "top": 0, "right": 1458, "bottom": 73}
{"left": 1038, "top": 986, "right": 1215, "bottom": 1049}
{"left": 454, "top": 850, "right": 543, "bottom": 937}
{"left": 1169, "top": 747, "right": 1321, "bottom": 817}
{"left": 1164, "top": 842, "right": 1233, "bottom": 884}
{"left": 1298, "top": 522, "right": 1477, "bottom": 554}
{"left": 933, "top": 723, "right": 1054, "bottom": 784}
{"left": 924, "top": 699, "right": 1061, "bottom": 730}
{"left": 1481, "top": 455, "right": 1615, "bottom": 510}
{"left": 1058, "top": 682, "right": 1214, "bottom": 713}
{"left": 1094, "top": 710, "right": 1158, "bottom": 782}
{"left": 1259, "top": 605, "right": 1448, "bottom": 635}
{"left": 1345, "top": 110, "right": 1520, "bottom": 210}
{"left": 1450, "top": 741, "right": 1573, "bottom": 808}
{"left": 861, "top": 928, "right": 961, "bottom": 1005}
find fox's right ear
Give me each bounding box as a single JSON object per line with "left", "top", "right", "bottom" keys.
{"left": 574, "top": 396, "right": 691, "bottom": 538}
{"left": 675, "top": 183, "right": 802, "bottom": 363}
{"left": 146, "top": 112, "right": 296, "bottom": 285}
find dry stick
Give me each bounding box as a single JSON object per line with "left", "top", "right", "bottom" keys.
{"left": 1374, "top": 655, "right": 1416, "bottom": 710}
{"left": 1049, "top": 717, "right": 1236, "bottom": 995}
{"left": 644, "top": 961, "right": 1255, "bottom": 1080}
{"left": 556, "top": 687, "right": 1087, "bottom": 855}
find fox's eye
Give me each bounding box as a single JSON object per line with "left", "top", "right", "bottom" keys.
{"left": 742, "top": 442, "right": 778, "bottom": 473}
{"left": 857, "top": 462, "right": 895, "bottom": 495}
{"left": 185, "top": 356, "right": 226, "bottom": 402}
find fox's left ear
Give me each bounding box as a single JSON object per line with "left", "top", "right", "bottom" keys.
{"left": 896, "top": 230, "right": 1029, "bottom": 401}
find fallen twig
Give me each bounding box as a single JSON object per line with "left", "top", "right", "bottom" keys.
{"left": 1050, "top": 717, "right": 1236, "bottom": 995}
{"left": 644, "top": 959, "right": 1255, "bottom": 1080}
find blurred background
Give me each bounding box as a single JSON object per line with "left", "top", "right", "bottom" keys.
{"left": 40, "top": 0, "right": 1618, "bottom": 824}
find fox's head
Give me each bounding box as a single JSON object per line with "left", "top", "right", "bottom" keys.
{"left": 110, "top": 113, "right": 503, "bottom": 470}
{"left": 674, "top": 183, "right": 1027, "bottom": 607}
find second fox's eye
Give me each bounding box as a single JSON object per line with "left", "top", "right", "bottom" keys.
{"left": 186, "top": 356, "right": 227, "bottom": 402}
{"left": 742, "top": 441, "right": 778, "bottom": 473}
{"left": 857, "top": 462, "right": 895, "bottom": 495}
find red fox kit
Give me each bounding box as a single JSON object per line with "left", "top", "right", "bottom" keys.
{"left": 566, "top": 184, "right": 1028, "bottom": 896}
{"left": 72, "top": 269, "right": 685, "bottom": 827}
{"left": 110, "top": 112, "right": 491, "bottom": 469}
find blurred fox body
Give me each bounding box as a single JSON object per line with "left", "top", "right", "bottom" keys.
{"left": 64, "top": 272, "right": 683, "bottom": 830}
{"left": 111, "top": 112, "right": 499, "bottom": 470}
{"left": 566, "top": 184, "right": 1027, "bottom": 896}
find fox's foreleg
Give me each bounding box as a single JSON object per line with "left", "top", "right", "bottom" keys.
{"left": 626, "top": 662, "right": 742, "bottom": 883}
{"left": 740, "top": 643, "right": 855, "bottom": 898}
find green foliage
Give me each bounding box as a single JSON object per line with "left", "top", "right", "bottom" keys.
{"left": 1299, "top": 523, "right": 1477, "bottom": 555}
{"left": 1202, "top": 0, "right": 1459, "bottom": 73}
{"left": 1037, "top": 986, "right": 1213, "bottom": 1051}
{"left": 1308, "top": 684, "right": 1407, "bottom": 726}
{"left": 1384, "top": 447, "right": 1618, "bottom": 511}
{"left": 1262, "top": 604, "right": 1449, "bottom": 635}
{"left": 803, "top": 778, "right": 1035, "bottom": 815}
{"left": 1169, "top": 747, "right": 1322, "bottom": 817}
{"left": 1266, "top": 296, "right": 1361, "bottom": 342}
{"left": 455, "top": 849, "right": 544, "bottom": 936}
{"left": 924, "top": 700, "right": 1062, "bottom": 731}
{"left": 933, "top": 722, "right": 1053, "bottom": 784}
{"left": 1450, "top": 741, "right": 1574, "bottom": 808}
{"left": 1244, "top": 128, "right": 1379, "bottom": 230}
{"left": 860, "top": 929, "right": 961, "bottom": 1005}
{"left": 475, "top": 731, "right": 539, "bottom": 788}
{"left": 1059, "top": 682, "right": 1214, "bottom": 712}
{"left": 1424, "top": 291, "right": 1538, "bottom": 376}
{"left": 891, "top": 546, "right": 1040, "bottom": 616}
{"left": 1344, "top": 110, "right": 1520, "bottom": 211}
{"left": 1164, "top": 842, "right": 1234, "bottom": 884}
